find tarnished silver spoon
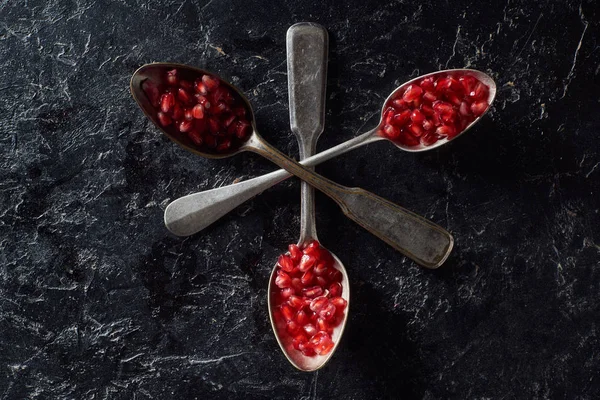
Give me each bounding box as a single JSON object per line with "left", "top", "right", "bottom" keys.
{"left": 131, "top": 64, "right": 456, "bottom": 269}
{"left": 163, "top": 69, "right": 496, "bottom": 251}
{"left": 267, "top": 23, "right": 349, "bottom": 371}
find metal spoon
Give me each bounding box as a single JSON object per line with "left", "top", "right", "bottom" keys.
{"left": 131, "top": 64, "right": 456, "bottom": 269}
{"left": 163, "top": 69, "right": 496, "bottom": 252}
{"left": 267, "top": 23, "right": 348, "bottom": 372}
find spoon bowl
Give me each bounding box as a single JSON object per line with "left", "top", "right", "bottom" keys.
{"left": 267, "top": 243, "right": 350, "bottom": 372}
{"left": 376, "top": 68, "right": 497, "bottom": 153}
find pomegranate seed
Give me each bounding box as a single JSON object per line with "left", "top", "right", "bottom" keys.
{"left": 160, "top": 93, "right": 175, "bottom": 113}
{"left": 212, "top": 101, "right": 229, "bottom": 115}
{"left": 317, "top": 318, "right": 329, "bottom": 332}
{"left": 383, "top": 107, "right": 395, "bottom": 124}
{"left": 188, "top": 130, "right": 203, "bottom": 146}
{"left": 459, "top": 75, "right": 477, "bottom": 93}
{"left": 328, "top": 269, "right": 342, "bottom": 283}
{"left": 421, "top": 105, "right": 435, "bottom": 116}
{"left": 196, "top": 95, "right": 211, "bottom": 109}
{"left": 292, "top": 334, "right": 308, "bottom": 350}
{"left": 166, "top": 69, "right": 178, "bottom": 85}
{"left": 410, "top": 109, "right": 425, "bottom": 124}
{"left": 310, "top": 296, "right": 329, "bottom": 313}
{"left": 422, "top": 119, "right": 434, "bottom": 132}
{"left": 281, "top": 304, "right": 295, "bottom": 321}
{"left": 287, "top": 320, "right": 301, "bottom": 335}
{"left": 177, "top": 88, "right": 193, "bottom": 104}
{"left": 299, "top": 343, "right": 316, "bottom": 357}
{"left": 223, "top": 114, "right": 237, "bottom": 128}
{"left": 446, "top": 93, "right": 462, "bottom": 106}
{"left": 217, "top": 138, "right": 231, "bottom": 152}
{"left": 330, "top": 296, "right": 347, "bottom": 311}
{"left": 408, "top": 123, "right": 424, "bottom": 137}
{"left": 423, "top": 91, "right": 438, "bottom": 103}
{"left": 143, "top": 82, "right": 161, "bottom": 107}
{"left": 275, "top": 271, "right": 292, "bottom": 288}
{"left": 296, "top": 310, "right": 309, "bottom": 325}
{"left": 316, "top": 276, "right": 328, "bottom": 287}
{"left": 194, "top": 80, "right": 208, "bottom": 95}
{"left": 383, "top": 124, "right": 401, "bottom": 140}
{"left": 315, "top": 337, "right": 334, "bottom": 355}
{"left": 202, "top": 74, "right": 220, "bottom": 91}
{"left": 291, "top": 278, "right": 303, "bottom": 292}
{"left": 470, "top": 82, "right": 489, "bottom": 101}
{"left": 192, "top": 104, "right": 205, "bottom": 119}
{"left": 281, "top": 287, "right": 294, "bottom": 299}
{"left": 301, "top": 269, "right": 314, "bottom": 286}
{"left": 183, "top": 108, "right": 194, "bottom": 121}
{"left": 179, "top": 120, "right": 194, "bottom": 133}
{"left": 436, "top": 124, "right": 456, "bottom": 137}
{"left": 392, "top": 98, "right": 408, "bottom": 109}
{"left": 459, "top": 101, "right": 471, "bottom": 116}
{"left": 232, "top": 106, "right": 246, "bottom": 118}
{"left": 208, "top": 117, "right": 220, "bottom": 135}
{"left": 398, "top": 130, "right": 420, "bottom": 146}
{"left": 298, "top": 254, "right": 316, "bottom": 272}
{"left": 319, "top": 302, "right": 337, "bottom": 321}
{"left": 391, "top": 110, "right": 412, "bottom": 127}
{"left": 314, "top": 262, "right": 328, "bottom": 276}
{"left": 420, "top": 133, "right": 438, "bottom": 146}
{"left": 277, "top": 254, "right": 295, "bottom": 272}
{"left": 420, "top": 77, "right": 435, "bottom": 91}
{"left": 302, "top": 286, "right": 323, "bottom": 298}
{"left": 402, "top": 84, "right": 423, "bottom": 102}
{"left": 288, "top": 295, "right": 304, "bottom": 309}
{"left": 329, "top": 282, "right": 342, "bottom": 297}
{"left": 303, "top": 324, "right": 317, "bottom": 336}
{"left": 179, "top": 80, "right": 193, "bottom": 90}
{"left": 211, "top": 86, "right": 228, "bottom": 103}
{"left": 235, "top": 120, "right": 251, "bottom": 139}
{"left": 288, "top": 244, "right": 302, "bottom": 263}
{"left": 470, "top": 100, "right": 489, "bottom": 116}
{"left": 157, "top": 112, "right": 172, "bottom": 126}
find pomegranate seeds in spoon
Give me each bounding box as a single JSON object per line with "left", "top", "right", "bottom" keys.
{"left": 271, "top": 241, "right": 347, "bottom": 357}
{"left": 378, "top": 72, "right": 491, "bottom": 147}
{"left": 143, "top": 68, "right": 252, "bottom": 153}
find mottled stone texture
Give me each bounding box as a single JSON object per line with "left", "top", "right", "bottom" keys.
{"left": 0, "top": 0, "right": 599, "bottom": 398}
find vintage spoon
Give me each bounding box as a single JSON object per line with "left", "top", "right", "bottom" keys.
{"left": 268, "top": 23, "right": 349, "bottom": 371}
{"left": 131, "top": 63, "right": 456, "bottom": 269}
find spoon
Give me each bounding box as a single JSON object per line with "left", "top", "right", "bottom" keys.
{"left": 268, "top": 23, "right": 348, "bottom": 371}
{"left": 131, "top": 63, "right": 455, "bottom": 269}
{"left": 163, "top": 68, "right": 496, "bottom": 247}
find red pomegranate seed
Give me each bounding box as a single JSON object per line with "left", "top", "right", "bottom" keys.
{"left": 192, "top": 104, "right": 205, "bottom": 119}
{"left": 298, "top": 254, "right": 316, "bottom": 272}
{"left": 421, "top": 104, "right": 435, "bottom": 116}
{"left": 292, "top": 334, "right": 308, "bottom": 350}
{"left": 157, "top": 112, "right": 172, "bottom": 126}
{"left": 470, "top": 82, "right": 489, "bottom": 101}
{"left": 217, "top": 138, "right": 231, "bottom": 152}
{"left": 288, "top": 295, "right": 304, "bottom": 309}
{"left": 202, "top": 74, "right": 220, "bottom": 91}
{"left": 330, "top": 296, "right": 347, "bottom": 311}
{"left": 288, "top": 244, "right": 302, "bottom": 263}
{"left": 410, "top": 109, "right": 425, "bottom": 124}
{"left": 299, "top": 343, "right": 316, "bottom": 357}
{"left": 392, "top": 98, "right": 408, "bottom": 109}
{"left": 179, "top": 80, "right": 192, "bottom": 90}
{"left": 235, "top": 120, "right": 251, "bottom": 139}
{"left": 303, "top": 324, "right": 317, "bottom": 336}
{"left": 277, "top": 254, "right": 294, "bottom": 272}
{"left": 420, "top": 133, "right": 438, "bottom": 146}
{"left": 211, "top": 86, "right": 228, "bottom": 103}
{"left": 166, "top": 69, "right": 178, "bottom": 85}
{"left": 183, "top": 108, "right": 194, "bottom": 121}
{"left": 420, "top": 77, "right": 435, "bottom": 91}
{"left": 196, "top": 94, "right": 211, "bottom": 109}
{"left": 423, "top": 91, "right": 438, "bottom": 103}
{"left": 160, "top": 93, "right": 175, "bottom": 113}
{"left": 383, "top": 124, "right": 401, "bottom": 140}
{"left": 459, "top": 101, "right": 471, "bottom": 116}
{"left": 177, "top": 88, "right": 193, "bottom": 104}
{"left": 301, "top": 269, "right": 314, "bottom": 286}
{"left": 402, "top": 84, "right": 423, "bottom": 102}
{"left": 310, "top": 296, "right": 328, "bottom": 313}
{"left": 398, "top": 130, "right": 420, "bottom": 146}
{"left": 328, "top": 269, "right": 342, "bottom": 283}
{"left": 188, "top": 130, "right": 203, "bottom": 146}
{"left": 275, "top": 271, "right": 292, "bottom": 288}
{"left": 291, "top": 278, "right": 303, "bottom": 292}
{"left": 171, "top": 104, "right": 183, "bottom": 120}
{"left": 422, "top": 119, "right": 434, "bottom": 132}
{"left": 317, "top": 318, "right": 329, "bottom": 332}
{"left": 296, "top": 310, "right": 309, "bottom": 326}
{"left": 436, "top": 124, "right": 456, "bottom": 137}
{"left": 316, "top": 276, "right": 327, "bottom": 287}
{"left": 208, "top": 117, "right": 220, "bottom": 135}
{"left": 223, "top": 114, "right": 237, "bottom": 128}
{"left": 314, "top": 262, "right": 328, "bottom": 276}
{"left": 287, "top": 320, "right": 301, "bottom": 335}
{"left": 470, "top": 100, "right": 489, "bottom": 116}
{"left": 459, "top": 75, "right": 477, "bottom": 93}
{"left": 233, "top": 106, "right": 246, "bottom": 118}
{"left": 281, "top": 304, "right": 295, "bottom": 321}
{"left": 319, "top": 302, "right": 336, "bottom": 321}
{"left": 302, "top": 286, "right": 323, "bottom": 298}
{"left": 391, "top": 109, "right": 412, "bottom": 126}
{"left": 408, "top": 123, "right": 424, "bottom": 137}
{"left": 329, "top": 282, "right": 342, "bottom": 297}
{"left": 281, "top": 287, "right": 294, "bottom": 299}
{"left": 179, "top": 120, "right": 194, "bottom": 133}
{"left": 212, "top": 101, "right": 229, "bottom": 115}
{"left": 194, "top": 80, "right": 208, "bottom": 95}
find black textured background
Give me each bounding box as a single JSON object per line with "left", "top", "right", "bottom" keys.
{"left": 1, "top": 0, "right": 599, "bottom": 399}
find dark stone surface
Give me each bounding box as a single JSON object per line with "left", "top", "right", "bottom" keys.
{"left": 1, "top": 0, "right": 599, "bottom": 398}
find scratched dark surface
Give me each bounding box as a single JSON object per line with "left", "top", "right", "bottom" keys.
{"left": 1, "top": 0, "right": 599, "bottom": 399}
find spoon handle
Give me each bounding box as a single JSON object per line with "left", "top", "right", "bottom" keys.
{"left": 249, "top": 136, "right": 454, "bottom": 269}
{"left": 164, "top": 131, "right": 376, "bottom": 237}
{"left": 287, "top": 22, "right": 328, "bottom": 244}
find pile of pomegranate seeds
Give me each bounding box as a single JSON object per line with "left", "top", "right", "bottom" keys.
{"left": 378, "top": 72, "right": 491, "bottom": 147}
{"left": 143, "top": 69, "right": 252, "bottom": 153}
{"left": 272, "top": 240, "right": 347, "bottom": 357}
